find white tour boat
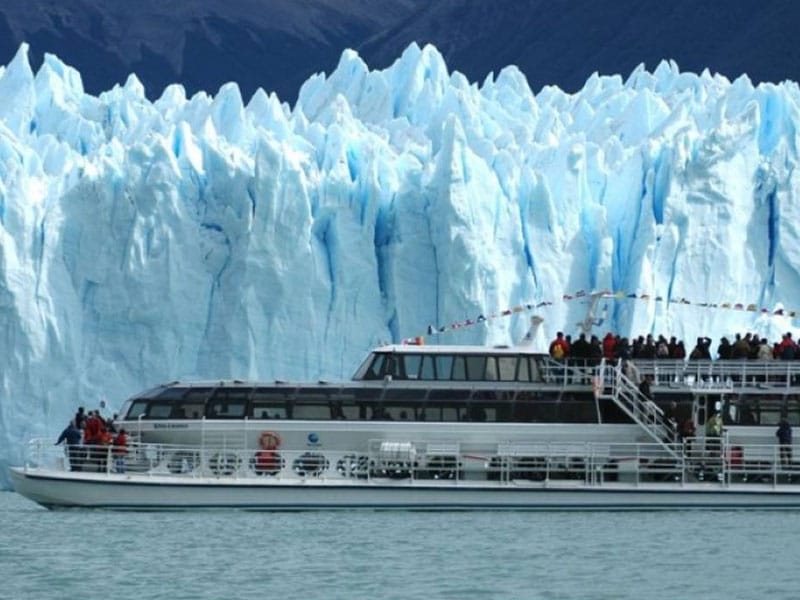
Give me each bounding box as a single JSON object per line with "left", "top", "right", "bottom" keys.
{"left": 11, "top": 341, "right": 800, "bottom": 509}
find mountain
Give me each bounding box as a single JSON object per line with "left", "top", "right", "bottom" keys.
{"left": 0, "top": 0, "right": 798, "bottom": 104}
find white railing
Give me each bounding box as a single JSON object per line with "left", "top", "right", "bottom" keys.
{"left": 26, "top": 438, "right": 800, "bottom": 488}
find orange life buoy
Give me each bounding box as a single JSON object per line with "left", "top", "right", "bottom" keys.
{"left": 259, "top": 431, "right": 281, "bottom": 450}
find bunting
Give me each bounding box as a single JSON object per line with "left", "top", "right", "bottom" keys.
{"left": 401, "top": 289, "right": 797, "bottom": 344}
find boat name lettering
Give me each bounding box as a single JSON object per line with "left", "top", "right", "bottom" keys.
{"left": 153, "top": 423, "right": 190, "bottom": 429}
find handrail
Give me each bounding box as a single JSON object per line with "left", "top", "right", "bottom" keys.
{"left": 595, "top": 359, "right": 680, "bottom": 458}
{"left": 26, "top": 437, "right": 800, "bottom": 488}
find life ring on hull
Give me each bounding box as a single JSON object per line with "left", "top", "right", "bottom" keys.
{"left": 167, "top": 450, "right": 200, "bottom": 474}
{"left": 293, "top": 452, "right": 329, "bottom": 477}
{"left": 208, "top": 452, "right": 241, "bottom": 476}
{"left": 252, "top": 450, "right": 283, "bottom": 476}
{"left": 259, "top": 431, "right": 281, "bottom": 450}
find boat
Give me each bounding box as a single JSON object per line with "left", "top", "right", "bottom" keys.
{"left": 10, "top": 340, "right": 800, "bottom": 509}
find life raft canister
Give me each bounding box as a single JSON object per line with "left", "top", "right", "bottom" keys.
{"left": 259, "top": 431, "right": 281, "bottom": 450}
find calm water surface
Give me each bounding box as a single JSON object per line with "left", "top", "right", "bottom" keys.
{"left": 1, "top": 491, "right": 798, "bottom": 599}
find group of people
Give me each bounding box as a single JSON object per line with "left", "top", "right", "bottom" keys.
{"left": 55, "top": 406, "right": 128, "bottom": 473}
{"left": 549, "top": 330, "right": 800, "bottom": 362}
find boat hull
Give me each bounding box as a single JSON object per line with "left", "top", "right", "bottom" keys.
{"left": 11, "top": 468, "right": 800, "bottom": 510}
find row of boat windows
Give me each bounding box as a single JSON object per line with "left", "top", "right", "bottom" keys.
{"left": 124, "top": 390, "right": 800, "bottom": 425}
{"left": 358, "top": 353, "right": 545, "bottom": 382}
{"left": 125, "top": 392, "right": 604, "bottom": 423}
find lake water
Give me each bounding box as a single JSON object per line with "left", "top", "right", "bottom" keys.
{"left": 1, "top": 491, "right": 798, "bottom": 599}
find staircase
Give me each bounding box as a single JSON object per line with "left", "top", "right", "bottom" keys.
{"left": 597, "top": 359, "right": 682, "bottom": 459}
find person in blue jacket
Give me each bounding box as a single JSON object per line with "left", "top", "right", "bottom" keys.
{"left": 55, "top": 420, "right": 83, "bottom": 471}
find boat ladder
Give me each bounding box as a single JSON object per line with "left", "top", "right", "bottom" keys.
{"left": 597, "top": 359, "right": 681, "bottom": 459}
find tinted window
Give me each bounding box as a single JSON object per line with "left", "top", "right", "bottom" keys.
{"left": 126, "top": 400, "right": 148, "bottom": 419}
{"left": 497, "top": 357, "right": 517, "bottom": 381}
{"left": 435, "top": 355, "right": 453, "bottom": 380}
{"left": 465, "top": 355, "right": 486, "bottom": 381}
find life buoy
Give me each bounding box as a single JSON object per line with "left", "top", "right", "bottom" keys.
{"left": 259, "top": 431, "right": 281, "bottom": 450}
{"left": 209, "top": 452, "right": 241, "bottom": 476}
{"left": 253, "top": 450, "right": 281, "bottom": 475}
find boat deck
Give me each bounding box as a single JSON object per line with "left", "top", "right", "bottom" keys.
{"left": 13, "top": 437, "right": 800, "bottom": 509}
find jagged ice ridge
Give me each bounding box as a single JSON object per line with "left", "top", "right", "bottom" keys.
{"left": 1, "top": 42, "right": 800, "bottom": 481}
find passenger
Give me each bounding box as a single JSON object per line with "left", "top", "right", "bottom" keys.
{"left": 602, "top": 332, "right": 616, "bottom": 361}
{"left": 105, "top": 413, "right": 119, "bottom": 433}
{"left": 679, "top": 418, "right": 697, "bottom": 457}
{"left": 705, "top": 411, "right": 723, "bottom": 459}
{"left": 112, "top": 428, "right": 128, "bottom": 473}
{"left": 588, "top": 335, "right": 603, "bottom": 365}
{"left": 776, "top": 418, "right": 793, "bottom": 467}
{"left": 74, "top": 406, "right": 87, "bottom": 430}
{"left": 83, "top": 410, "right": 102, "bottom": 470}
{"left": 689, "top": 337, "right": 712, "bottom": 360}
{"left": 757, "top": 338, "right": 774, "bottom": 360}
{"left": 55, "top": 420, "right": 83, "bottom": 472}
{"left": 570, "top": 333, "right": 591, "bottom": 366}
{"left": 638, "top": 375, "right": 653, "bottom": 401}
{"left": 779, "top": 333, "right": 796, "bottom": 361}
{"left": 717, "top": 337, "right": 732, "bottom": 360}
{"left": 656, "top": 335, "right": 670, "bottom": 359}
{"left": 548, "top": 331, "right": 569, "bottom": 360}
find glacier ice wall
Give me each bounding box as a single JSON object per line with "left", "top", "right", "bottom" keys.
{"left": 2, "top": 42, "right": 800, "bottom": 478}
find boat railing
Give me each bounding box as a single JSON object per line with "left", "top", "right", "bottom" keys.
{"left": 538, "top": 358, "right": 800, "bottom": 391}
{"left": 629, "top": 359, "right": 800, "bottom": 390}
{"left": 23, "top": 437, "right": 800, "bottom": 488}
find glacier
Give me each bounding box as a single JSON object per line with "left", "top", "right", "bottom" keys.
{"left": 1, "top": 41, "right": 800, "bottom": 482}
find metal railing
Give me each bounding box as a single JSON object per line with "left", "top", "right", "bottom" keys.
{"left": 26, "top": 438, "right": 800, "bottom": 488}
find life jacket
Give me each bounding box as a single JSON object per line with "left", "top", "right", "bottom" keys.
{"left": 551, "top": 343, "right": 565, "bottom": 360}
{"left": 84, "top": 416, "right": 100, "bottom": 444}
{"left": 113, "top": 433, "right": 128, "bottom": 455}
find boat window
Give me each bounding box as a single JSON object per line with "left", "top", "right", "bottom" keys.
{"left": 496, "top": 356, "right": 517, "bottom": 381}
{"left": 171, "top": 401, "right": 205, "bottom": 419}
{"left": 465, "top": 404, "right": 489, "bottom": 422}
{"left": 206, "top": 396, "right": 248, "bottom": 419}
{"left": 428, "top": 389, "right": 472, "bottom": 403}
{"left": 146, "top": 402, "right": 173, "bottom": 419}
{"left": 126, "top": 400, "right": 148, "bottom": 419}
{"left": 156, "top": 387, "right": 189, "bottom": 400}
{"left": 404, "top": 354, "right": 422, "bottom": 379}
{"left": 434, "top": 355, "right": 453, "bottom": 380}
{"left": 484, "top": 357, "right": 498, "bottom": 380}
{"left": 361, "top": 353, "right": 386, "bottom": 380}
{"left": 293, "top": 402, "right": 330, "bottom": 420}
{"left": 250, "top": 388, "right": 291, "bottom": 419}
{"left": 451, "top": 356, "right": 467, "bottom": 380}
{"left": 384, "top": 388, "right": 427, "bottom": 402}
{"left": 419, "top": 355, "right": 435, "bottom": 380}
{"left": 465, "top": 355, "right": 486, "bottom": 381}
{"left": 251, "top": 401, "right": 287, "bottom": 420}
{"left": 517, "top": 356, "right": 532, "bottom": 382}
{"left": 335, "top": 401, "right": 361, "bottom": 420}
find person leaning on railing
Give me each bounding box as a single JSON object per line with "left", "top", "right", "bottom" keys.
{"left": 55, "top": 420, "right": 82, "bottom": 472}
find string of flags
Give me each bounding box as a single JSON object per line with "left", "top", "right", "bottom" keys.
{"left": 401, "top": 289, "right": 797, "bottom": 344}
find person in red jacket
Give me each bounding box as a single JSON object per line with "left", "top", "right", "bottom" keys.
{"left": 83, "top": 411, "right": 102, "bottom": 471}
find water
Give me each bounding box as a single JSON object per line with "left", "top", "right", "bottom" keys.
{"left": 1, "top": 491, "right": 798, "bottom": 600}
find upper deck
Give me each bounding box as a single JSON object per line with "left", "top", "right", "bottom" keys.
{"left": 115, "top": 344, "right": 800, "bottom": 428}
